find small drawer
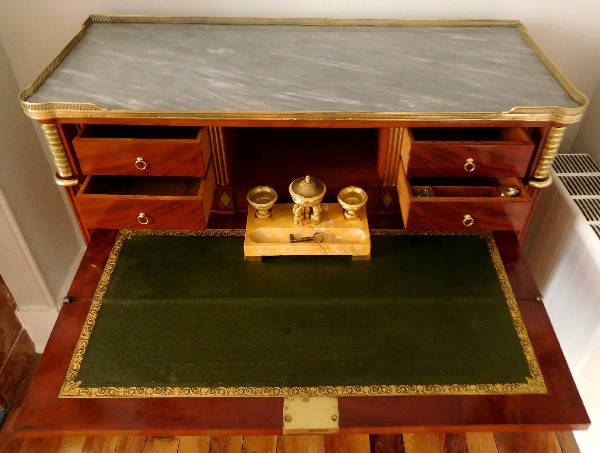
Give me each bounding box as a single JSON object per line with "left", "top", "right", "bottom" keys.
{"left": 73, "top": 124, "right": 211, "bottom": 177}
{"left": 402, "top": 127, "right": 535, "bottom": 178}
{"left": 75, "top": 164, "right": 215, "bottom": 230}
{"left": 397, "top": 170, "right": 532, "bottom": 231}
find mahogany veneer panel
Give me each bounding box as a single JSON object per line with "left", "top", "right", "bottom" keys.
{"left": 73, "top": 125, "right": 211, "bottom": 177}
{"left": 397, "top": 169, "right": 532, "bottom": 232}
{"left": 75, "top": 167, "right": 215, "bottom": 231}
{"left": 405, "top": 127, "right": 535, "bottom": 178}
{"left": 402, "top": 198, "right": 532, "bottom": 231}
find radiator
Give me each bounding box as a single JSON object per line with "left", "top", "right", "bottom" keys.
{"left": 522, "top": 153, "right": 600, "bottom": 451}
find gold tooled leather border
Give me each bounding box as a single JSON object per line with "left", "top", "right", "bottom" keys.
{"left": 20, "top": 17, "right": 587, "bottom": 124}
{"left": 60, "top": 229, "right": 546, "bottom": 398}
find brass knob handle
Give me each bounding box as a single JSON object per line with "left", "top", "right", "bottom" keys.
{"left": 464, "top": 158, "right": 476, "bottom": 173}
{"left": 137, "top": 212, "right": 150, "bottom": 225}
{"left": 135, "top": 157, "right": 148, "bottom": 171}
{"left": 462, "top": 214, "right": 474, "bottom": 227}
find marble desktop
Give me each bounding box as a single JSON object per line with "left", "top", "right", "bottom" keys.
{"left": 26, "top": 20, "right": 581, "bottom": 114}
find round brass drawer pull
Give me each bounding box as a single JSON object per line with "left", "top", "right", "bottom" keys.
{"left": 135, "top": 157, "right": 148, "bottom": 171}
{"left": 462, "top": 214, "right": 474, "bottom": 227}
{"left": 137, "top": 212, "right": 150, "bottom": 225}
{"left": 464, "top": 158, "right": 476, "bottom": 173}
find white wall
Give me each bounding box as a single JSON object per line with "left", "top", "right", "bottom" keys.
{"left": 0, "top": 0, "right": 599, "bottom": 448}
{"left": 0, "top": 38, "right": 83, "bottom": 349}
{"left": 574, "top": 78, "right": 600, "bottom": 162}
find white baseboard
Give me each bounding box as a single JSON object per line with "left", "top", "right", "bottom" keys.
{"left": 16, "top": 308, "right": 59, "bottom": 352}
{"left": 16, "top": 242, "right": 85, "bottom": 353}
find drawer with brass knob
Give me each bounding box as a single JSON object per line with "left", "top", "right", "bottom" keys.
{"left": 75, "top": 163, "right": 215, "bottom": 230}
{"left": 402, "top": 127, "right": 535, "bottom": 178}
{"left": 72, "top": 124, "right": 211, "bottom": 177}
{"left": 396, "top": 168, "right": 532, "bottom": 231}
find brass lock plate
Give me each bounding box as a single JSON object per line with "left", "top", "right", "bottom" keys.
{"left": 282, "top": 396, "right": 339, "bottom": 434}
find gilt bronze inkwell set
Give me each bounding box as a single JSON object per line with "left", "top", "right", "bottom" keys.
{"left": 244, "top": 175, "right": 371, "bottom": 260}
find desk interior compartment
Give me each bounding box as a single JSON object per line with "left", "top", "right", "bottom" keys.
{"left": 397, "top": 170, "right": 532, "bottom": 231}
{"left": 75, "top": 165, "right": 215, "bottom": 230}
{"left": 73, "top": 124, "right": 211, "bottom": 177}
{"left": 227, "top": 127, "right": 382, "bottom": 211}
{"left": 403, "top": 127, "right": 536, "bottom": 178}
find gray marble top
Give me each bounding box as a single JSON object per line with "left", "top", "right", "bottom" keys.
{"left": 26, "top": 21, "right": 581, "bottom": 115}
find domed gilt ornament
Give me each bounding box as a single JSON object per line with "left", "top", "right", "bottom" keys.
{"left": 289, "top": 175, "right": 326, "bottom": 225}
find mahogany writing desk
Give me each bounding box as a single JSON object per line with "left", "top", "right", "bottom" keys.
{"left": 16, "top": 17, "right": 589, "bottom": 435}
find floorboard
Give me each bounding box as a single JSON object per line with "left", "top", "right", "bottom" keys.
{"left": 0, "top": 432, "right": 584, "bottom": 452}
{"left": 494, "top": 431, "right": 562, "bottom": 453}
{"left": 209, "top": 436, "right": 245, "bottom": 453}
{"left": 143, "top": 437, "right": 179, "bottom": 453}
{"left": 115, "top": 436, "right": 146, "bottom": 453}
{"left": 242, "top": 435, "right": 278, "bottom": 453}
{"left": 81, "top": 436, "right": 121, "bottom": 453}
{"left": 276, "top": 435, "right": 306, "bottom": 453}
{"left": 370, "top": 434, "right": 405, "bottom": 453}
{"left": 323, "top": 434, "right": 371, "bottom": 453}
{"left": 178, "top": 436, "right": 211, "bottom": 453}
{"left": 555, "top": 431, "right": 581, "bottom": 453}
{"left": 465, "top": 432, "right": 498, "bottom": 452}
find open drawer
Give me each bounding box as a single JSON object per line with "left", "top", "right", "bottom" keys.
{"left": 75, "top": 164, "right": 215, "bottom": 230}
{"left": 72, "top": 124, "right": 211, "bottom": 177}
{"left": 397, "top": 169, "right": 532, "bottom": 231}
{"left": 402, "top": 127, "right": 535, "bottom": 178}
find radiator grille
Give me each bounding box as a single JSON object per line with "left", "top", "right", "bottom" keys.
{"left": 554, "top": 153, "right": 600, "bottom": 173}
{"left": 574, "top": 198, "right": 600, "bottom": 222}
{"left": 559, "top": 176, "right": 600, "bottom": 196}
{"left": 554, "top": 154, "right": 600, "bottom": 236}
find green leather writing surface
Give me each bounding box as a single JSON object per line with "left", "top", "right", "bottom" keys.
{"left": 61, "top": 231, "right": 545, "bottom": 398}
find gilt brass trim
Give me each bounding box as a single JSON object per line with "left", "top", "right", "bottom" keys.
{"left": 39, "top": 122, "right": 78, "bottom": 186}
{"left": 481, "top": 231, "right": 546, "bottom": 394}
{"left": 529, "top": 126, "right": 566, "bottom": 188}
{"left": 19, "top": 23, "right": 96, "bottom": 115}
{"left": 88, "top": 16, "right": 524, "bottom": 27}
{"left": 20, "top": 17, "right": 587, "bottom": 124}
{"left": 517, "top": 23, "right": 589, "bottom": 123}
{"left": 60, "top": 229, "right": 546, "bottom": 398}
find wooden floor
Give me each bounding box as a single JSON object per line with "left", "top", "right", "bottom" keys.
{"left": 0, "top": 431, "right": 581, "bottom": 453}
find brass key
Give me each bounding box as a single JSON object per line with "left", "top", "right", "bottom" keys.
{"left": 289, "top": 232, "right": 324, "bottom": 243}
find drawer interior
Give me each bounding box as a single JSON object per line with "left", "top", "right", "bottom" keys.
{"left": 80, "top": 176, "right": 201, "bottom": 197}
{"left": 408, "top": 177, "right": 527, "bottom": 199}
{"left": 410, "top": 127, "right": 531, "bottom": 143}
{"left": 78, "top": 124, "right": 201, "bottom": 140}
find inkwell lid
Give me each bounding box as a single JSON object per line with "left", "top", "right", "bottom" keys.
{"left": 289, "top": 175, "right": 326, "bottom": 203}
